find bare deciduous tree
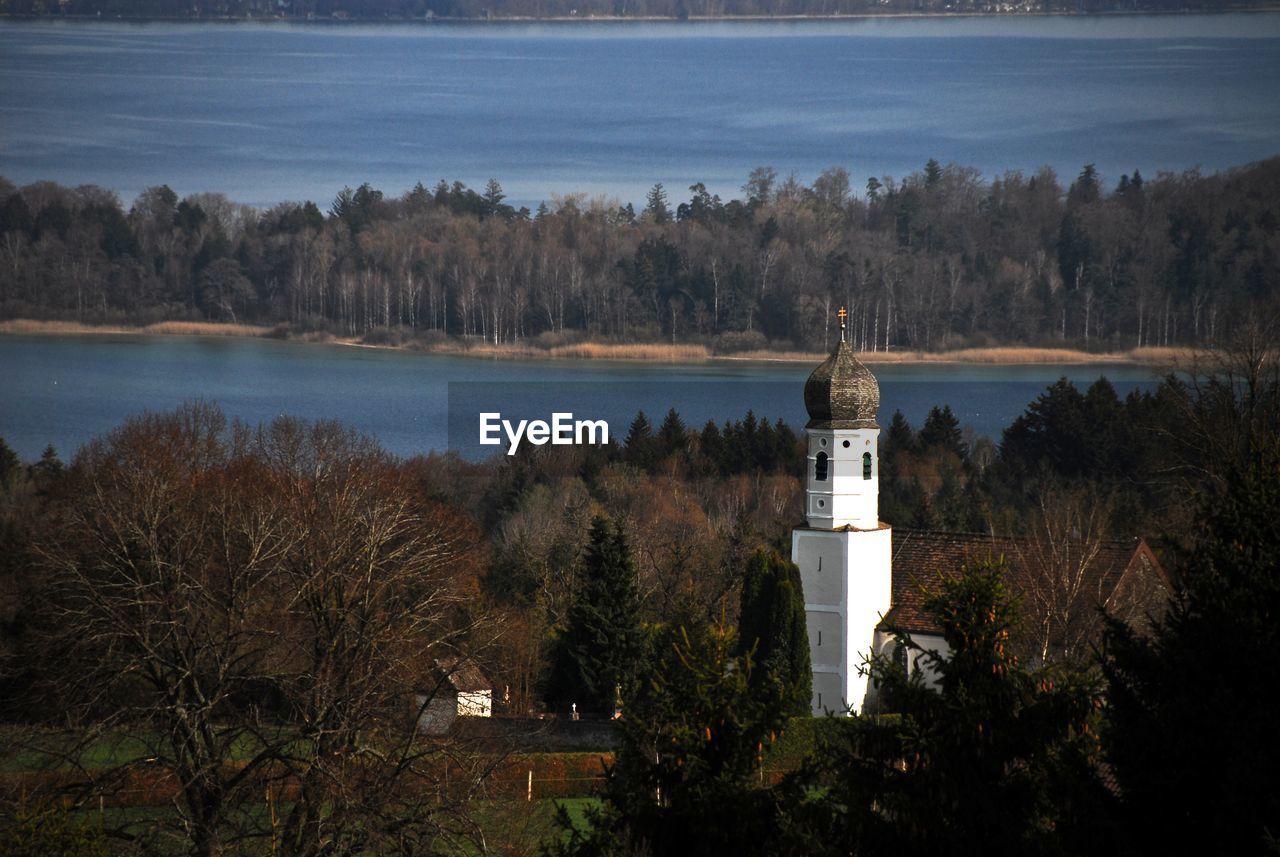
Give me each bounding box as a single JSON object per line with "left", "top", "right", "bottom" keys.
{"left": 34, "top": 404, "right": 490, "bottom": 857}
{"left": 1009, "top": 488, "right": 1114, "bottom": 666}
{"left": 1008, "top": 487, "right": 1166, "bottom": 667}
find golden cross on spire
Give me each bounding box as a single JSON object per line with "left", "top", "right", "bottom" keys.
{"left": 837, "top": 306, "right": 847, "bottom": 341}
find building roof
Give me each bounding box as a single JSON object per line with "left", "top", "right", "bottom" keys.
{"left": 881, "top": 528, "right": 1167, "bottom": 635}
{"left": 433, "top": 657, "right": 491, "bottom": 694}
{"left": 803, "top": 339, "right": 880, "bottom": 430}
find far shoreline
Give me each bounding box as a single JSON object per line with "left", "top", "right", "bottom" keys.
{"left": 3, "top": 7, "right": 1279, "bottom": 23}
{"left": 0, "top": 318, "right": 1189, "bottom": 367}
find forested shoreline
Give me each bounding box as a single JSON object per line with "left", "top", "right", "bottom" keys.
{"left": 2, "top": 157, "right": 1278, "bottom": 356}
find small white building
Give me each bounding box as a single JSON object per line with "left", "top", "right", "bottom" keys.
{"left": 416, "top": 658, "right": 493, "bottom": 735}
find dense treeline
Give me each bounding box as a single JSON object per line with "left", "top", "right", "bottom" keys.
{"left": 0, "top": 0, "right": 1261, "bottom": 20}
{"left": 3, "top": 157, "right": 1278, "bottom": 352}
{"left": 4, "top": 334, "right": 1271, "bottom": 722}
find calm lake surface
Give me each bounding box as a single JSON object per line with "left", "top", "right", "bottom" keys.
{"left": 0, "top": 335, "right": 1161, "bottom": 461}
{"left": 2, "top": 15, "right": 1279, "bottom": 207}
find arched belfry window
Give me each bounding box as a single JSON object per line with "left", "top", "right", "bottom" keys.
{"left": 862, "top": 452, "right": 873, "bottom": 480}
{"left": 815, "top": 451, "right": 829, "bottom": 482}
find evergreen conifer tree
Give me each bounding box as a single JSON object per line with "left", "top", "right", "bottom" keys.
{"left": 549, "top": 624, "right": 805, "bottom": 857}
{"left": 31, "top": 445, "right": 64, "bottom": 482}
{"left": 919, "top": 404, "right": 965, "bottom": 459}
{"left": 546, "top": 516, "right": 643, "bottom": 716}
{"left": 656, "top": 408, "right": 688, "bottom": 458}
{"left": 1102, "top": 455, "right": 1280, "bottom": 856}
{"left": 645, "top": 183, "right": 672, "bottom": 225}
{"left": 0, "top": 438, "right": 19, "bottom": 487}
{"left": 999, "top": 378, "right": 1089, "bottom": 479}
{"left": 738, "top": 549, "right": 811, "bottom": 716}
{"left": 884, "top": 409, "right": 916, "bottom": 457}
{"left": 924, "top": 158, "right": 943, "bottom": 188}
{"left": 699, "top": 420, "right": 725, "bottom": 476}
{"left": 624, "top": 410, "right": 655, "bottom": 470}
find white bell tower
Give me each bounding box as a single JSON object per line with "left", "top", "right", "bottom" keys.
{"left": 791, "top": 309, "right": 893, "bottom": 715}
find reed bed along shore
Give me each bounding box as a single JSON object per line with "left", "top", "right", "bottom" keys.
{"left": 1, "top": 319, "right": 1190, "bottom": 366}
{"left": 726, "top": 345, "right": 1189, "bottom": 366}
{"left": 141, "top": 321, "right": 273, "bottom": 337}
{"left": 345, "top": 338, "right": 711, "bottom": 361}
{"left": 0, "top": 319, "right": 273, "bottom": 338}
{"left": 547, "top": 342, "right": 711, "bottom": 361}
{"left": 0, "top": 319, "right": 136, "bottom": 335}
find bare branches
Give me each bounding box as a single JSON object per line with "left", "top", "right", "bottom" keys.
{"left": 1010, "top": 487, "right": 1113, "bottom": 666}
{"left": 1155, "top": 317, "right": 1280, "bottom": 494}
{"left": 27, "top": 404, "right": 490, "bottom": 857}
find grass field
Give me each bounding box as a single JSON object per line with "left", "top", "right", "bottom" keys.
{"left": 2, "top": 727, "right": 605, "bottom": 855}
{"left": 2, "top": 720, "right": 848, "bottom": 853}
{"left": 0, "top": 727, "right": 291, "bottom": 775}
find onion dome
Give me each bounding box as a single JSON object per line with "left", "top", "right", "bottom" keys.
{"left": 803, "top": 339, "right": 880, "bottom": 429}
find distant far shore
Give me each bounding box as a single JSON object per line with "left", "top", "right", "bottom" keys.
{"left": 3, "top": 8, "right": 1279, "bottom": 23}
{"left": 0, "top": 318, "right": 1189, "bottom": 366}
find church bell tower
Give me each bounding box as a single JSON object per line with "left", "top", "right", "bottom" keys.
{"left": 791, "top": 310, "right": 893, "bottom": 714}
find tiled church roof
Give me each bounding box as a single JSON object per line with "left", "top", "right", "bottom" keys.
{"left": 881, "top": 529, "right": 1167, "bottom": 635}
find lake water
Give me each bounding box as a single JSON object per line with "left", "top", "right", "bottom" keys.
{"left": 0, "top": 335, "right": 1160, "bottom": 461}
{"left": 1, "top": 15, "right": 1279, "bottom": 207}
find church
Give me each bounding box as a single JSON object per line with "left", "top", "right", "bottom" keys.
{"left": 792, "top": 315, "right": 1168, "bottom": 715}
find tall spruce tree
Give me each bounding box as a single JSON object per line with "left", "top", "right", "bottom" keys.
{"left": 644, "top": 183, "right": 672, "bottom": 225}
{"left": 1102, "top": 454, "right": 1280, "bottom": 857}
{"left": 919, "top": 404, "right": 966, "bottom": 459}
{"left": 549, "top": 624, "right": 805, "bottom": 857}
{"left": 656, "top": 408, "right": 689, "bottom": 458}
{"left": 883, "top": 409, "right": 917, "bottom": 457}
{"left": 738, "top": 549, "right": 811, "bottom": 716}
{"left": 547, "top": 516, "right": 643, "bottom": 716}
{"left": 624, "top": 410, "right": 656, "bottom": 470}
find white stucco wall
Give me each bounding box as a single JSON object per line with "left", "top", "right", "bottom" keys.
{"left": 416, "top": 689, "right": 493, "bottom": 735}
{"left": 804, "top": 428, "right": 880, "bottom": 530}
{"left": 794, "top": 525, "right": 893, "bottom": 715}
{"left": 457, "top": 690, "right": 492, "bottom": 718}
{"left": 416, "top": 694, "right": 458, "bottom": 735}
{"left": 871, "top": 629, "right": 949, "bottom": 691}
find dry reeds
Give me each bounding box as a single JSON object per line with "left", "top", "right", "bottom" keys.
{"left": 0, "top": 319, "right": 132, "bottom": 334}
{"left": 870, "top": 347, "right": 1130, "bottom": 364}
{"left": 718, "top": 349, "right": 823, "bottom": 362}
{"left": 394, "top": 339, "right": 711, "bottom": 362}
{"left": 0, "top": 319, "right": 272, "bottom": 338}
{"left": 718, "top": 345, "right": 1193, "bottom": 365}
{"left": 142, "top": 321, "right": 271, "bottom": 337}
{"left": 1125, "top": 346, "right": 1196, "bottom": 366}
{"left": 547, "top": 342, "right": 710, "bottom": 361}
{"left": 889, "top": 346, "right": 1198, "bottom": 365}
